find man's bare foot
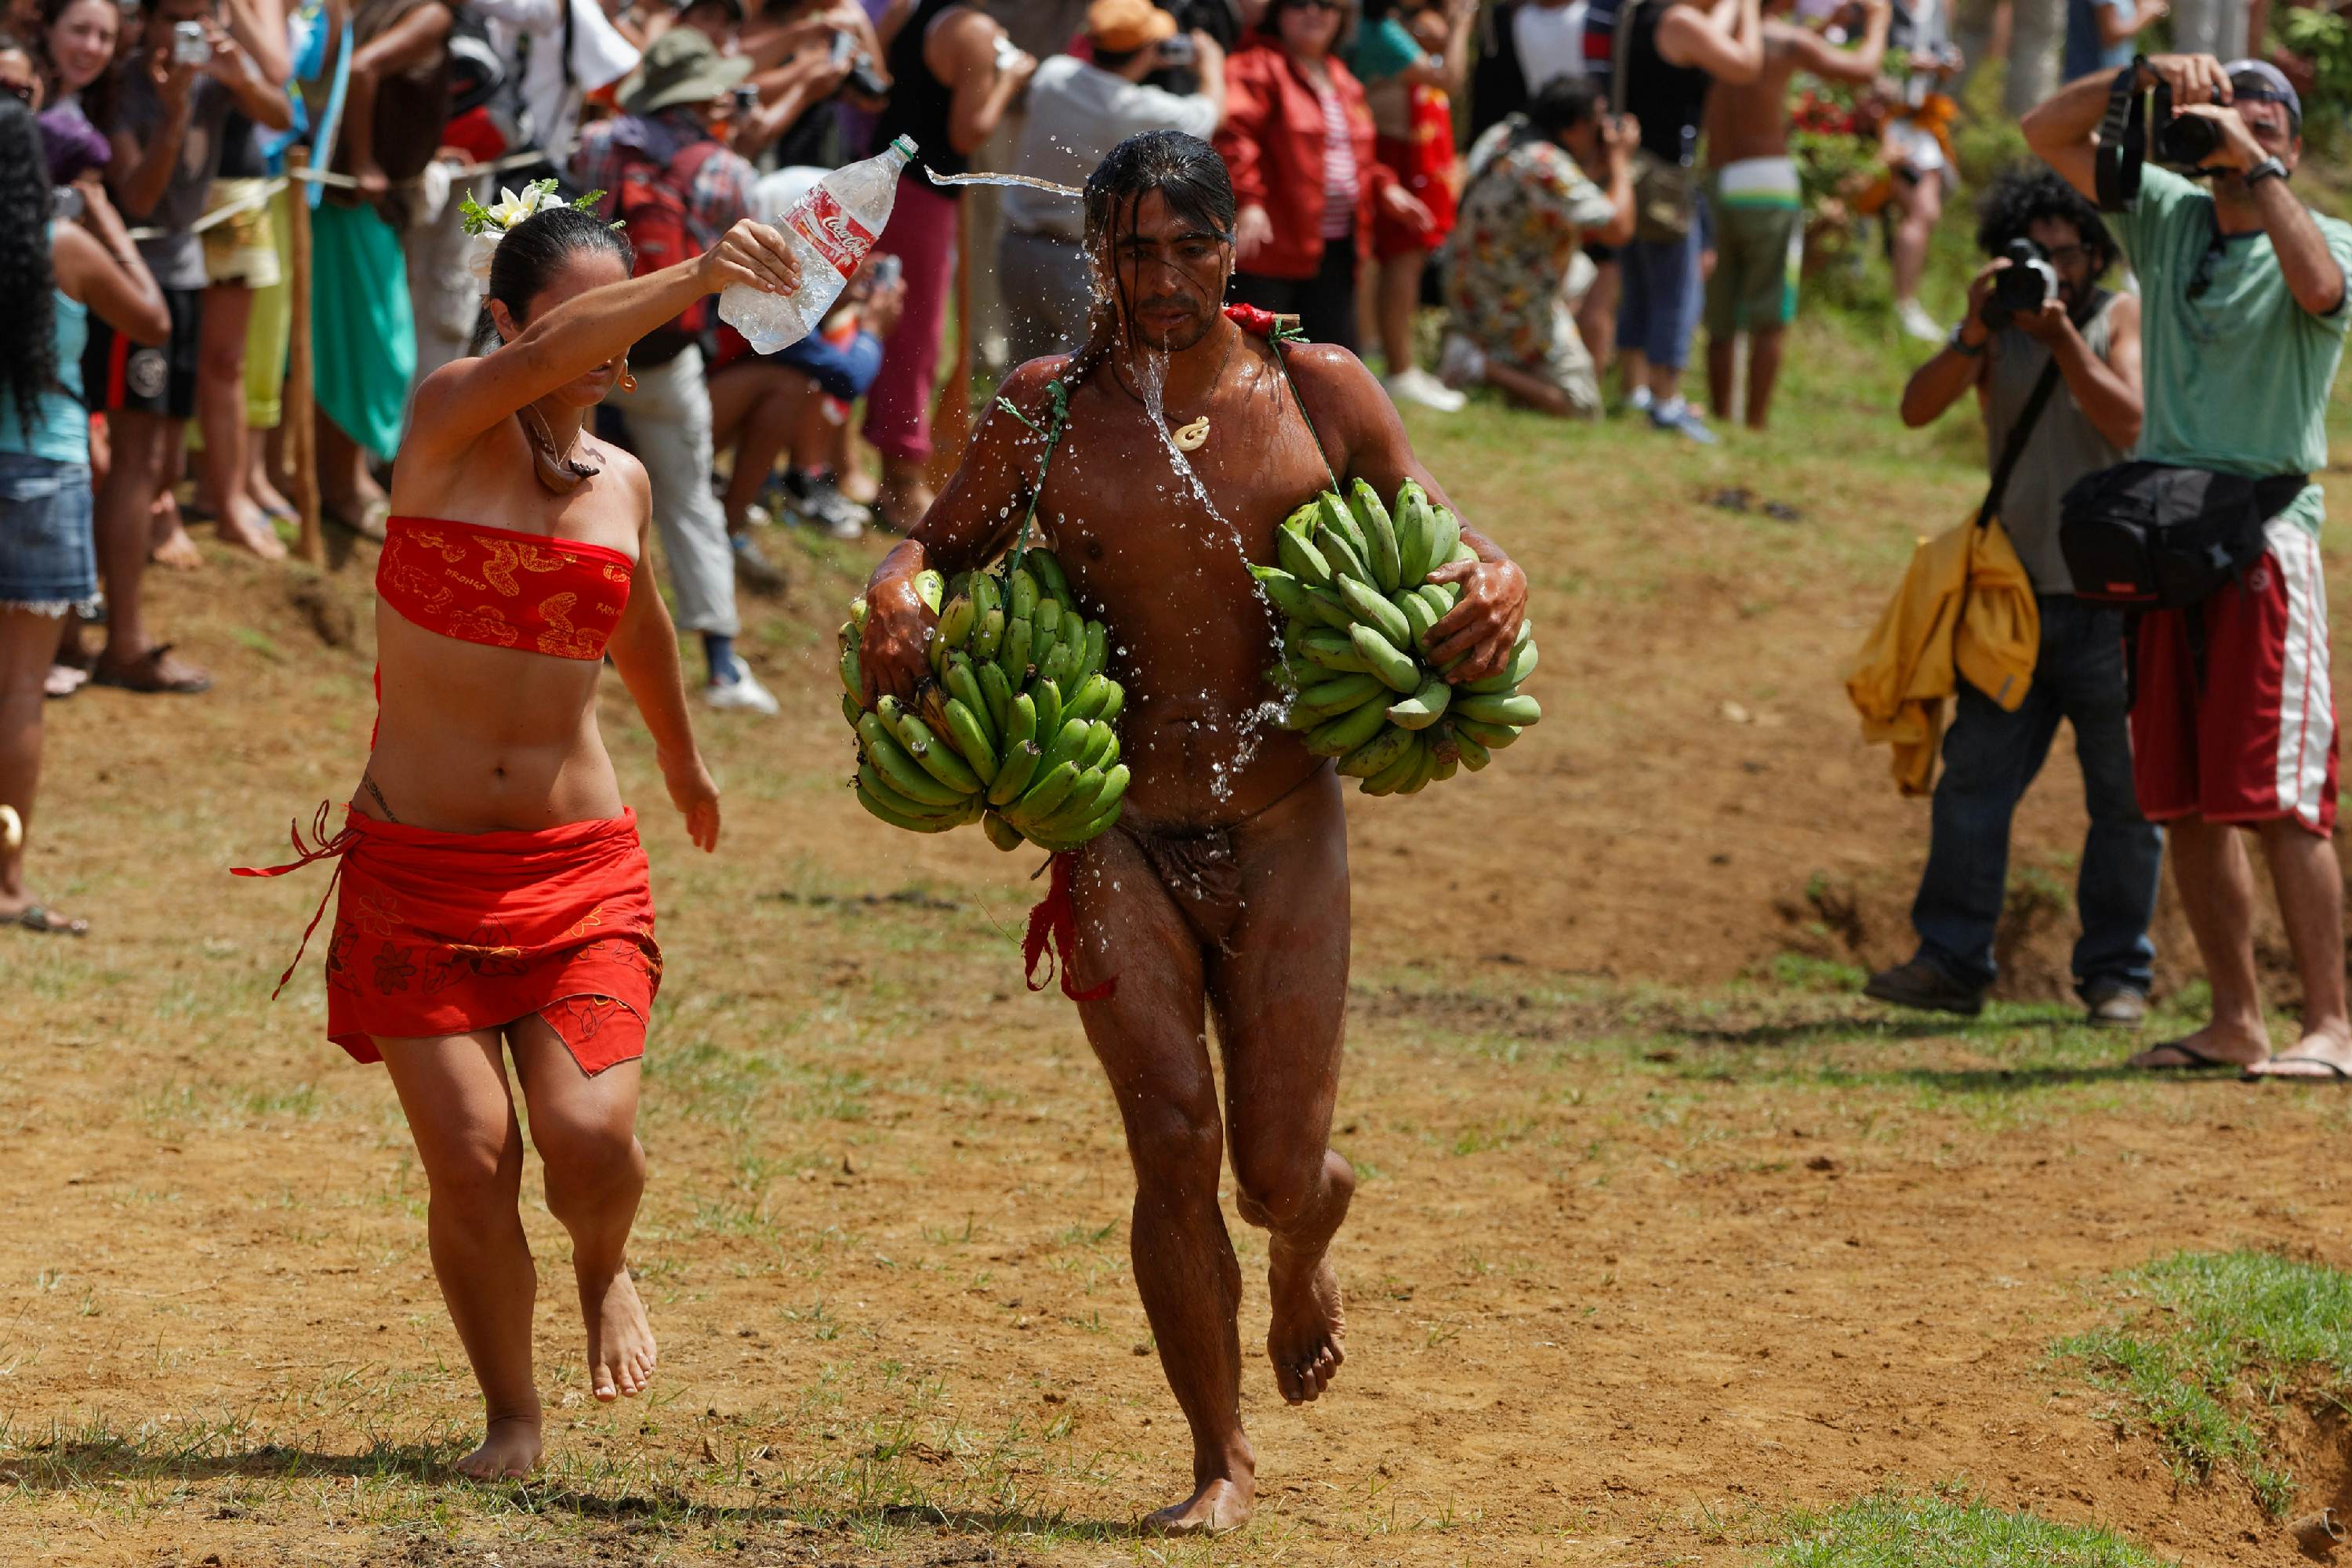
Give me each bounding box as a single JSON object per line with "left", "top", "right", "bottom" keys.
{"left": 1265, "top": 1245, "right": 1346, "bottom": 1404}
{"left": 581, "top": 1265, "right": 656, "bottom": 1401}
{"left": 1144, "top": 1475, "right": 1254, "bottom": 1537}
{"left": 213, "top": 499, "right": 289, "bottom": 561}
{"left": 2125, "top": 1022, "right": 2271, "bottom": 1072}
{"left": 453, "top": 1413, "right": 543, "bottom": 1480}
{"left": 150, "top": 523, "right": 203, "bottom": 570}
{"left": 2245, "top": 1024, "right": 2352, "bottom": 1080}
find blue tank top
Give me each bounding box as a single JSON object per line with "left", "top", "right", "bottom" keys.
{"left": 0, "top": 272, "right": 89, "bottom": 466}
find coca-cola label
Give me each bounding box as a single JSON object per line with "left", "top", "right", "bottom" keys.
{"left": 788, "top": 189, "right": 873, "bottom": 279}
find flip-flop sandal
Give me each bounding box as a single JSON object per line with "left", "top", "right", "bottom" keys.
{"left": 44, "top": 664, "right": 87, "bottom": 699}
{"left": 10, "top": 906, "right": 89, "bottom": 937}
{"left": 325, "top": 497, "right": 390, "bottom": 542}
{"left": 93, "top": 644, "right": 212, "bottom": 695}
{"left": 2128, "top": 1039, "right": 2246, "bottom": 1072}
{"left": 2245, "top": 1055, "right": 2352, "bottom": 1083}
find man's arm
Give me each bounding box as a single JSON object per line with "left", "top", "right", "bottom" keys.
{"left": 2022, "top": 53, "right": 2232, "bottom": 203}
{"left": 859, "top": 359, "right": 1064, "bottom": 703}
{"left": 606, "top": 477, "right": 720, "bottom": 852}
{"left": 930, "top": 9, "right": 1034, "bottom": 156}
{"left": 2045, "top": 291, "right": 2142, "bottom": 452}
{"left": 1788, "top": 0, "right": 1889, "bottom": 85}
{"left": 1901, "top": 256, "right": 2002, "bottom": 424}
{"left": 1290, "top": 346, "right": 1528, "bottom": 683}
{"left": 2175, "top": 100, "right": 2350, "bottom": 317}
{"left": 1658, "top": 0, "right": 1765, "bottom": 85}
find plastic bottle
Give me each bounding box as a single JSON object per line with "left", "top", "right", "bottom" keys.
{"left": 720, "top": 135, "right": 916, "bottom": 354}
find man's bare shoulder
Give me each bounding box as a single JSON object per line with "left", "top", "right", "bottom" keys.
{"left": 1273, "top": 341, "right": 1384, "bottom": 408}
{"left": 996, "top": 353, "right": 1083, "bottom": 417}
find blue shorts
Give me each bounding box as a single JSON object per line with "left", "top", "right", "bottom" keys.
{"left": 0, "top": 452, "right": 96, "bottom": 615}
{"left": 1614, "top": 229, "right": 1703, "bottom": 372}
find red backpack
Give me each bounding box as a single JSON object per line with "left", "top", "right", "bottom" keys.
{"left": 612, "top": 138, "right": 726, "bottom": 367}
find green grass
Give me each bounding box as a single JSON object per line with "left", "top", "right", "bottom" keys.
{"left": 1766, "top": 1484, "right": 2177, "bottom": 1566}
{"left": 2053, "top": 1249, "right": 2352, "bottom": 1515}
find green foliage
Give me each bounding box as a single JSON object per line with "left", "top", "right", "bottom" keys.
{"left": 2280, "top": 9, "right": 2352, "bottom": 146}
{"left": 1769, "top": 1484, "right": 2177, "bottom": 1566}
{"left": 2053, "top": 1249, "right": 2352, "bottom": 1515}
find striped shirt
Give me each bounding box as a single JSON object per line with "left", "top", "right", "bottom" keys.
{"left": 1318, "top": 79, "right": 1358, "bottom": 239}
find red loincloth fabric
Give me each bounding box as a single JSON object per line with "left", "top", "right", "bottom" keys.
{"left": 235, "top": 807, "right": 662, "bottom": 1074}
{"left": 1022, "top": 851, "right": 1116, "bottom": 1004}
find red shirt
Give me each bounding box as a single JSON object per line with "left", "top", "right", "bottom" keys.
{"left": 1215, "top": 40, "right": 1398, "bottom": 279}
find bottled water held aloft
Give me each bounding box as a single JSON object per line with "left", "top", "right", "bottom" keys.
{"left": 719, "top": 135, "right": 916, "bottom": 354}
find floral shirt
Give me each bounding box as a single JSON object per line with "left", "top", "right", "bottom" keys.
{"left": 1446, "top": 122, "right": 1616, "bottom": 372}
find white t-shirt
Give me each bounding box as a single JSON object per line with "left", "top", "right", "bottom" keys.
{"left": 1004, "top": 53, "right": 1221, "bottom": 241}
{"left": 1513, "top": 0, "right": 1588, "bottom": 94}
{"left": 468, "top": 0, "right": 641, "bottom": 159}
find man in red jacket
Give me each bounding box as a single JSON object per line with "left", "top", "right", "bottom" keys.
{"left": 857, "top": 131, "right": 1528, "bottom": 1534}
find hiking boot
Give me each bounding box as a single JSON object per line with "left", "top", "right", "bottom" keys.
{"left": 1648, "top": 398, "right": 1719, "bottom": 445}
{"left": 1863, "top": 956, "right": 1984, "bottom": 1017}
{"left": 784, "top": 470, "right": 869, "bottom": 541}
{"left": 2082, "top": 981, "right": 2149, "bottom": 1029}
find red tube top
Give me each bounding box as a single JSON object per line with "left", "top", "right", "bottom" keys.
{"left": 376, "top": 517, "right": 633, "bottom": 661}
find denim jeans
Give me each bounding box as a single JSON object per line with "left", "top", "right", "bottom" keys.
{"left": 1908, "top": 596, "right": 2163, "bottom": 996}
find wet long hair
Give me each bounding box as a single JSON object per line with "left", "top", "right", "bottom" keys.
{"left": 471, "top": 202, "right": 636, "bottom": 354}
{"left": 1073, "top": 129, "right": 1237, "bottom": 381}
{"left": 0, "top": 96, "right": 60, "bottom": 441}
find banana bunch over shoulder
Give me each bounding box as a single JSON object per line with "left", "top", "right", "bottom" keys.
{"left": 841, "top": 552, "right": 1131, "bottom": 852}
{"left": 1252, "top": 479, "right": 1538, "bottom": 796}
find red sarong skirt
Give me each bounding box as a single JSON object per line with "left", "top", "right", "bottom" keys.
{"left": 249, "top": 808, "right": 662, "bottom": 1074}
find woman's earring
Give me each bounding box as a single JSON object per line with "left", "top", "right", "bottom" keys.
{"left": 617, "top": 361, "right": 637, "bottom": 394}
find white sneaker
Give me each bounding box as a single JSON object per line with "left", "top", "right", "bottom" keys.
{"left": 1437, "top": 332, "right": 1487, "bottom": 389}
{"left": 1384, "top": 365, "right": 1468, "bottom": 413}
{"left": 1896, "top": 299, "right": 1944, "bottom": 343}
{"left": 705, "top": 665, "right": 781, "bottom": 716}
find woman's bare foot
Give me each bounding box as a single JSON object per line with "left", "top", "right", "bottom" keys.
{"left": 1145, "top": 1474, "right": 1254, "bottom": 1537}
{"left": 212, "top": 498, "right": 289, "bottom": 561}
{"left": 453, "top": 1412, "right": 543, "bottom": 1480}
{"left": 581, "top": 1265, "right": 656, "bottom": 1401}
{"left": 2245, "top": 1024, "right": 2352, "bottom": 1080}
{"left": 150, "top": 522, "right": 203, "bottom": 570}
{"left": 2125, "top": 1021, "right": 2271, "bottom": 1072}
{"left": 247, "top": 462, "right": 297, "bottom": 521}
{"left": 1265, "top": 1244, "right": 1346, "bottom": 1404}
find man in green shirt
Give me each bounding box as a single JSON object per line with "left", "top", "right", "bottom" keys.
{"left": 2024, "top": 53, "right": 2352, "bottom": 1079}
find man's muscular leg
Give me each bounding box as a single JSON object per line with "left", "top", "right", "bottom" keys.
{"left": 1210, "top": 770, "right": 1353, "bottom": 1406}
{"left": 1069, "top": 833, "right": 1254, "bottom": 1535}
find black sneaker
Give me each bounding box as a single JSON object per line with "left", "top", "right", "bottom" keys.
{"left": 2082, "top": 981, "right": 2149, "bottom": 1029}
{"left": 1862, "top": 956, "right": 1984, "bottom": 1017}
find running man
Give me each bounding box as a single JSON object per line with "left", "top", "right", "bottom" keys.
{"left": 1699, "top": 0, "right": 1887, "bottom": 429}
{"left": 858, "top": 131, "right": 1530, "bottom": 1534}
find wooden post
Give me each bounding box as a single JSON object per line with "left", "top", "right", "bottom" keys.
{"left": 283, "top": 149, "right": 324, "bottom": 567}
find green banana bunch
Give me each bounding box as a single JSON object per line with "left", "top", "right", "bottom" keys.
{"left": 1259, "top": 479, "right": 1539, "bottom": 797}
{"left": 841, "top": 550, "right": 1132, "bottom": 852}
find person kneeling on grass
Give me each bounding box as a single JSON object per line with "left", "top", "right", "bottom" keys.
{"left": 1864, "top": 167, "right": 2160, "bottom": 1030}
{"left": 238, "top": 198, "right": 800, "bottom": 1478}
{"left": 859, "top": 129, "right": 1529, "bottom": 1534}
{"left": 2024, "top": 56, "right": 2352, "bottom": 1078}
{"left": 1439, "top": 74, "right": 1636, "bottom": 418}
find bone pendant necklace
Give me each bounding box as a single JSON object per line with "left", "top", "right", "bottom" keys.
{"left": 1144, "top": 328, "right": 1237, "bottom": 455}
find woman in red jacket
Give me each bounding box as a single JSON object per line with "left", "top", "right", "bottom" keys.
{"left": 1215, "top": 0, "right": 1432, "bottom": 353}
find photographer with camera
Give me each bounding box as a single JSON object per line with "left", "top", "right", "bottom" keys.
{"left": 999, "top": 0, "right": 1225, "bottom": 364}
{"left": 1864, "top": 169, "right": 2158, "bottom": 1025}
{"left": 2022, "top": 54, "right": 2352, "bottom": 1075}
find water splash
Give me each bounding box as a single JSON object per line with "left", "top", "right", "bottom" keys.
{"left": 923, "top": 166, "right": 1082, "bottom": 198}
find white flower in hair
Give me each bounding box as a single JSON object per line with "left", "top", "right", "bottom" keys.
{"left": 458, "top": 179, "right": 616, "bottom": 296}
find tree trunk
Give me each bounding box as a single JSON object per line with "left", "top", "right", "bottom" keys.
{"left": 2005, "top": 0, "right": 2066, "bottom": 118}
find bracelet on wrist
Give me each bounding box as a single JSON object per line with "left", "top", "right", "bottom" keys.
{"left": 2245, "top": 156, "right": 2288, "bottom": 187}
{"left": 1947, "top": 325, "right": 1985, "bottom": 357}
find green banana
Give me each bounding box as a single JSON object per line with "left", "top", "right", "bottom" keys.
{"left": 1316, "top": 490, "right": 1369, "bottom": 562}
{"left": 1028, "top": 765, "right": 1105, "bottom": 836}
{"left": 1396, "top": 740, "right": 1440, "bottom": 795}
{"left": 856, "top": 779, "right": 966, "bottom": 833}
{"left": 1314, "top": 522, "right": 1374, "bottom": 587}
{"left": 839, "top": 642, "right": 864, "bottom": 704}
{"left": 982, "top": 809, "right": 1026, "bottom": 852}
{"left": 988, "top": 739, "right": 1044, "bottom": 807}
{"left": 976, "top": 659, "right": 1014, "bottom": 735}
{"left": 971, "top": 606, "right": 1007, "bottom": 660}
{"left": 945, "top": 657, "right": 996, "bottom": 746}
{"left": 936, "top": 593, "right": 976, "bottom": 652}
{"left": 1078, "top": 618, "right": 1108, "bottom": 684}
{"left": 1395, "top": 588, "right": 1440, "bottom": 648}
{"left": 859, "top": 714, "right": 965, "bottom": 806}
{"left": 1451, "top": 728, "right": 1492, "bottom": 771}
{"left": 1040, "top": 637, "right": 1080, "bottom": 693}
{"left": 1393, "top": 480, "right": 1434, "bottom": 585}
{"left": 1361, "top": 735, "right": 1425, "bottom": 795}
{"left": 1011, "top": 760, "right": 1082, "bottom": 824}
{"left": 1351, "top": 622, "right": 1421, "bottom": 694}
{"left": 1031, "top": 677, "right": 1063, "bottom": 746}
{"left": 970, "top": 572, "right": 1001, "bottom": 619}
{"left": 840, "top": 692, "right": 863, "bottom": 728}
{"left": 1029, "top": 550, "right": 1076, "bottom": 612}
{"left": 1338, "top": 723, "right": 1415, "bottom": 778}
{"left": 857, "top": 760, "right": 950, "bottom": 822}
{"left": 1079, "top": 720, "right": 1119, "bottom": 771}
{"left": 1305, "top": 586, "right": 1357, "bottom": 631}
{"left": 1276, "top": 524, "right": 1334, "bottom": 588}
{"left": 1447, "top": 539, "right": 1478, "bottom": 567}
{"left": 1007, "top": 567, "right": 1039, "bottom": 622}
{"left": 942, "top": 698, "right": 1000, "bottom": 785}
{"left": 928, "top": 621, "right": 953, "bottom": 681}
{"left": 1454, "top": 691, "right": 1541, "bottom": 727}
{"left": 1298, "top": 630, "right": 1373, "bottom": 673}
{"left": 913, "top": 570, "right": 946, "bottom": 614}
{"left": 1299, "top": 670, "right": 1385, "bottom": 714}
{"left": 1387, "top": 675, "right": 1453, "bottom": 730}
{"left": 1307, "top": 695, "right": 1390, "bottom": 757}
{"left": 1040, "top": 717, "right": 1093, "bottom": 775}
{"left": 884, "top": 700, "right": 985, "bottom": 794}
{"left": 1248, "top": 564, "right": 1312, "bottom": 619}
{"left": 1452, "top": 717, "right": 1522, "bottom": 749}
{"left": 997, "top": 615, "right": 1034, "bottom": 683}
{"left": 1063, "top": 672, "right": 1114, "bottom": 724}
{"left": 1429, "top": 753, "right": 1460, "bottom": 785}
{"left": 1350, "top": 478, "right": 1402, "bottom": 592}
{"left": 1465, "top": 635, "right": 1538, "bottom": 695}
{"left": 1417, "top": 581, "right": 1461, "bottom": 617}
{"left": 1094, "top": 681, "right": 1125, "bottom": 724}
{"left": 1425, "top": 507, "right": 1461, "bottom": 575}
{"left": 1334, "top": 572, "right": 1413, "bottom": 648}
{"left": 848, "top": 595, "right": 869, "bottom": 632}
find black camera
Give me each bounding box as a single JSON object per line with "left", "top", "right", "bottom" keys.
{"left": 1160, "top": 33, "right": 1196, "bottom": 65}
{"left": 1980, "top": 238, "right": 2058, "bottom": 331}
{"left": 2151, "top": 82, "right": 2224, "bottom": 169}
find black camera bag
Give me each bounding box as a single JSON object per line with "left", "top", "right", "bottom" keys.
{"left": 2059, "top": 462, "right": 2308, "bottom": 609}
